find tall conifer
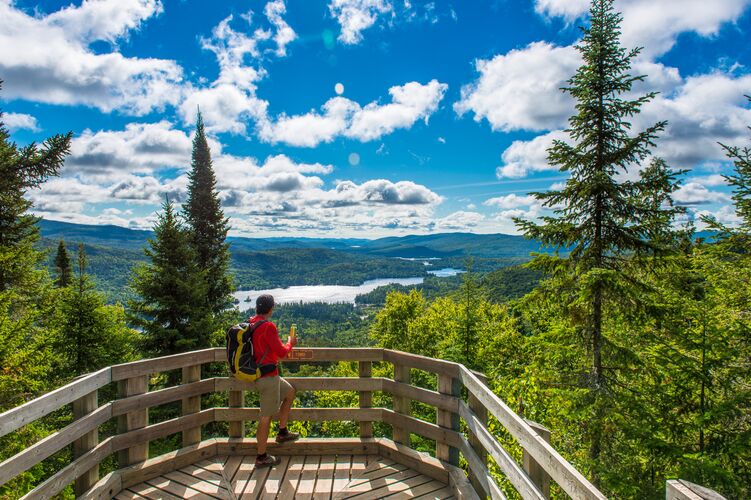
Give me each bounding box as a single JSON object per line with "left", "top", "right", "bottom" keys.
{"left": 54, "top": 239, "right": 72, "bottom": 287}
{"left": 130, "top": 200, "right": 212, "bottom": 355}
{"left": 514, "top": 0, "right": 682, "bottom": 471}
{"left": 183, "top": 113, "right": 233, "bottom": 317}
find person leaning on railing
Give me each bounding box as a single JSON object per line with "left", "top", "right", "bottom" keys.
{"left": 247, "top": 294, "right": 299, "bottom": 467}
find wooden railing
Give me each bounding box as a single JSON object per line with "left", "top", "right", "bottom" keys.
{"left": 0, "top": 348, "right": 608, "bottom": 500}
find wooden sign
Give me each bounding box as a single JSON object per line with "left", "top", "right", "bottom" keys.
{"left": 287, "top": 349, "right": 314, "bottom": 360}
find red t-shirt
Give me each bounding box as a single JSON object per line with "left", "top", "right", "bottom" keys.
{"left": 248, "top": 315, "right": 292, "bottom": 377}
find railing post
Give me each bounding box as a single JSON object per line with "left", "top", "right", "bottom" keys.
{"left": 392, "top": 363, "right": 411, "bottom": 445}
{"left": 436, "top": 373, "right": 460, "bottom": 466}
{"left": 229, "top": 388, "right": 245, "bottom": 438}
{"left": 118, "top": 375, "right": 149, "bottom": 466}
{"left": 359, "top": 361, "right": 373, "bottom": 439}
{"left": 72, "top": 389, "right": 98, "bottom": 496}
{"left": 467, "top": 372, "right": 488, "bottom": 495}
{"left": 523, "top": 419, "right": 552, "bottom": 498}
{"left": 182, "top": 365, "right": 201, "bottom": 446}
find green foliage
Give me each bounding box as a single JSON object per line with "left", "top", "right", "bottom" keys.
{"left": 51, "top": 244, "right": 138, "bottom": 377}
{"left": 129, "top": 200, "right": 214, "bottom": 355}
{"left": 514, "top": 0, "right": 683, "bottom": 475}
{"left": 53, "top": 239, "right": 72, "bottom": 287}
{"left": 184, "top": 113, "right": 234, "bottom": 316}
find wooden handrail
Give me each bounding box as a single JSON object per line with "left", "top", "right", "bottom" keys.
{"left": 0, "top": 348, "right": 611, "bottom": 500}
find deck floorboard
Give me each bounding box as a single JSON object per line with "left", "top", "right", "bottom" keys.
{"left": 122, "top": 454, "right": 455, "bottom": 499}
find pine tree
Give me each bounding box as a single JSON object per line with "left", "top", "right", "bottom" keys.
{"left": 54, "top": 239, "right": 72, "bottom": 287}
{"left": 514, "top": 0, "right": 682, "bottom": 473}
{"left": 53, "top": 244, "right": 136, "bottom": 377}
{"left": 130, "top": 199, "right": 213, "bottom": 356}
{"left": 183, "top": 113, "right": 233, "bottom": 317}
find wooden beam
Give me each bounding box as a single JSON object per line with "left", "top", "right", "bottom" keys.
{"left": 392, "top": 364, "right": 411, "bottom": 445}
{"left": 228, "top": 388, "right": 244, "bottom": 438}
{"left": 459, "top": 401, "right": 544, "bottom": 500}
{"left": 117, "top": 375, "right": 149, "bottom": 467}
{"left": 79, "top": 471, "right": 121, "bottom": 500}
{"left": 666, "top": 479, "right": 728, "bottom": 500}
{"left": 382, "top": 379, "right": 459, "bottom": 413}
{"left": 182, "top": 365, "right": 202, "bottom": 447}
{"left": 73, "top": 389, "right": 99, "bottom": 496}
{"left": 216, "top": 437, "right": 379, "bottom": 456}
{"left": 0, "top": 367, "right": 110, "bottom": 439}
{"left": 111, "top": 378, "right": 215, "bottom": 416}
{"left": 383, "top": 350, "right": 461, "bottom": 377}
{"left": 280, "top": 348, "right": 383, "bottom": 363}
{"left": 20, "top": 438, "right": 113, "bottom": 500}
{"left": 118, "top": 439, "right": 218, "bottom": 490}
{"left": 447, "top": 464, "right": 482, "bottom": 500}
{"left": 0, "top": 403, "right": 111, "bottom": 488}
{"left": 111, "top": 349, "right": 216, "bottom": 381}
{"left": 382, "top": 409, "right": 463, "bottom": 448}
{"left": 457, "top": 437, "right": 507, "bottom": 500}
{"left": 359, "top": 361, "right": 373, "bottom": 438}
{"left": 215, "top": 376, "right": 383, "bottom": 392}
{"left": 523, "top": 419, "right": 552, "bottom": 498}
{"left": 214, "top": 407, "right": 383, "bottom": 422}
{"left": 467, "top": 380, "right": 489, "bottom": 497}
{"left": 374, "top": 438, "right": 449, "bottom": 484}
{"left": 436, "top": 373, "right": 461, "bottom": 466}
{"left": 459, "top": 367, "right": 606, "bottom": 500}
{"left": 111, "top": 410, "right": 214, "bottom": 452}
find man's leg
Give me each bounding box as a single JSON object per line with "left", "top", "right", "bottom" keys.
{"left": 278, "top": 386, "right": 296, "bottom": 429}
{"left": 257, "top": 416, "right": 272, "bottom": 455}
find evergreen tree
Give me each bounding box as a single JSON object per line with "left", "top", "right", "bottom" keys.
{"left": 53, "top": 239, "right": 72, "bottom": 287}
{"left": 53, "top": 244, "right": 136, "bottom": 377}
{"left": 514, "top": 0, "right": 682, "bottom": 473}
{"left": 0, "top": 82, "right": 71, "bottom": 496}
{"left": 183, "top": 113, "right": 233, "bottom": 317}
{"left": 130, "top": 199, "right": 213, "bottom": 355}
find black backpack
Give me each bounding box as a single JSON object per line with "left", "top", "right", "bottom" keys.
{"left": 226, "top": 320, "right": 276, "bottom": 381}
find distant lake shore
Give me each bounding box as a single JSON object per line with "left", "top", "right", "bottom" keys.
{"left": 232, "top": 268, "right": 463, "bottom": 306}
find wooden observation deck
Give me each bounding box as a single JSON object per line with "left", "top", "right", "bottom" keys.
{"left": 0, "top": 348, "right": 607, "bottom": 499}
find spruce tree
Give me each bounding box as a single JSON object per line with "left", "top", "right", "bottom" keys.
{"left": 514, "top": 0, "right": 682, "bottom": 472}
{"left": 130, "top": 199, "right": 213, "bottom": 355}
{"left": 54, "top": 239, "right": 72, "bottom": 287}
{"left": 53, "top": 244, "right": 135, "bottom": 377}
{"left": 183, "top": 113, "right": 233, "bottom": 317}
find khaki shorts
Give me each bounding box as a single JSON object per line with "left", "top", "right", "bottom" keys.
{"left": 257, "top": 375, "right": 294, "bottom": 417}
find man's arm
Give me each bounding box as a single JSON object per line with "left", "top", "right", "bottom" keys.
{"left": 266, "top": 325, "right": 294, "bottom": 358}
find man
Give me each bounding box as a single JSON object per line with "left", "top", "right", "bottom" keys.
{"left": 248, "top": 294, "right": 299, "bottom": 467}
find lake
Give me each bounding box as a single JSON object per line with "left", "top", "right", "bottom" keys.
{"left": 232, "top": 268, "right": 462, "bottom": 306}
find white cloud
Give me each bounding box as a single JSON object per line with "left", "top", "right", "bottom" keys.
{"left": 483, "top": 194, "right": 537, "bottom": 209}
{"left": 3, "top": 112, "right": 40, "bottom": 132}
{"left": 179, "top": 1, "right": 295, "bottom": 133}
{"left": 497, "top": 130, "right": 568, "bottom": 178}
{"left": 455, "top": 42, "right": 579, "bottom": 132}
{"left": 0, "top": 0, "right": 183, "bottom": 114}
{"left": 534, "top": 0, "right": 751, "bottom": 57}
{"left": 329, "top": 0, "right": 394, "bottom": 44}
{"left": 434, "top": 211, "right": 485, "bottom": 231}
{"left": 259, "top": 80, "right": 448, "bottom": 146}
{"left": 673, "top": 182, "right": 730, "bottom": 206}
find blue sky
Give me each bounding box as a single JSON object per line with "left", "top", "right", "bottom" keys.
{"left": 2, "top": 0, "right": 751, "bottom": 237}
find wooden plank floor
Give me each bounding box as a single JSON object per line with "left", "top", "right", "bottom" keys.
{"left": 115, "top": 455, "right": 455, "bottom": 500}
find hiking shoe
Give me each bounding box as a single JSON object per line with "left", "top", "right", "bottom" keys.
{"left": 275, "top": 431, "right": 300, "bottom": 444}
{"left": 255, "top": 454, "right": 281, "bottom": 468}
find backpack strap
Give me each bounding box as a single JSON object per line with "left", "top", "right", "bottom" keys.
{"left": 246, "top": 320, "right": 273, "bottom": 366}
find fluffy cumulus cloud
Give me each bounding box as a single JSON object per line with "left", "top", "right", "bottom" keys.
{"left": 0, "top": 0, "right": 183, "bottom": 114}
{"left": 454, "top": 42, "right": 579, "bottom": 132}
{"left": 460, "top": 2, "right": 751, "bottom": 180}
{"left": 328, "top": 0, "right": 394, "bottom": 44}
{"left": 259, "top": 80, "right": 448, "bottom": 147}
{"left": 3, "top": 112, "right": 40, "bottom": 132}
{"left": 483, "top": 194, "right": 537, "bottom": 209}
{"left": 30, "top": 119, "right": 445, "bottom": 235}
{"left": 673, "top": 182, "right": 731, "bottom": 206}
{"left": 536, "top": 0, "right": 751, "bottom": 57}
